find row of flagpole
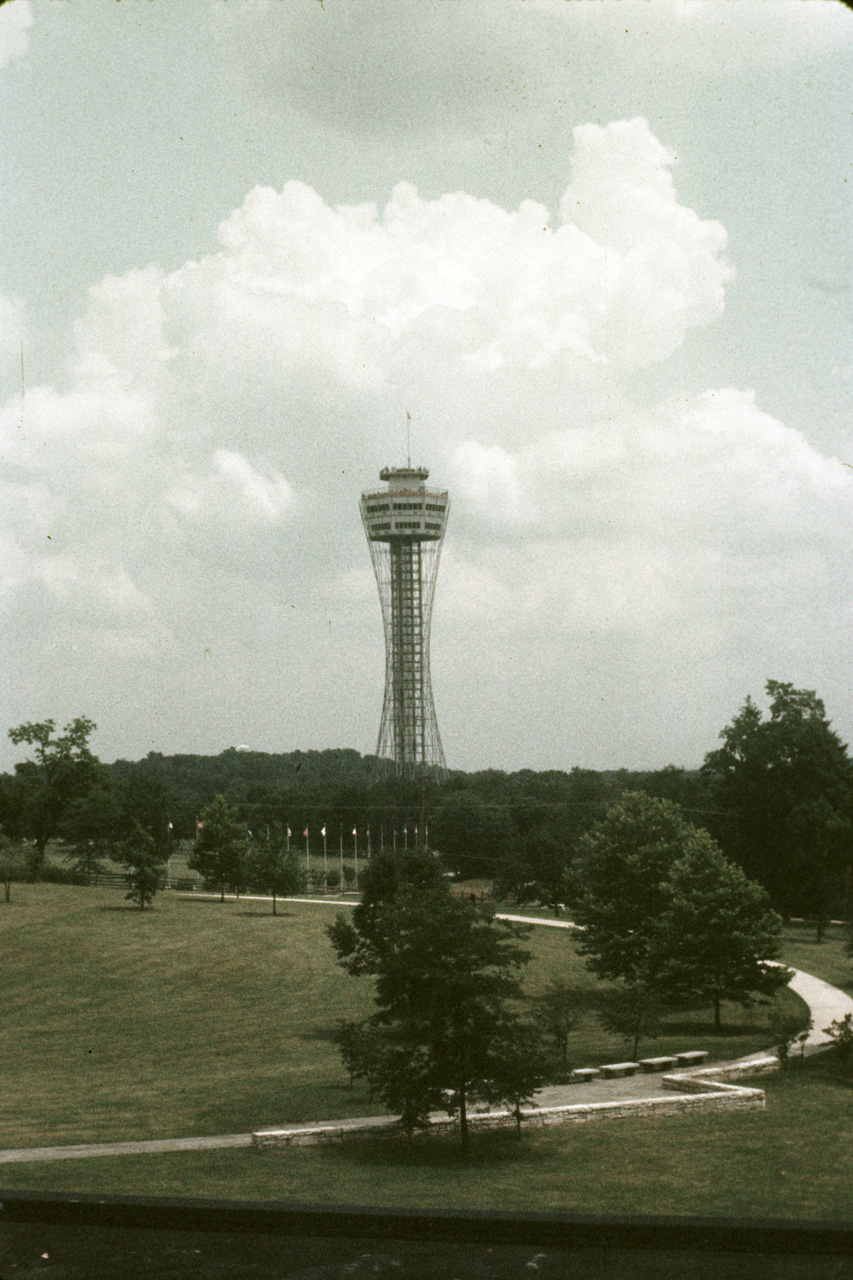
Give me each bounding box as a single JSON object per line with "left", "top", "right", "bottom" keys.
{"left": 293, "top": 824, "right": 425, "bottom": 890}
{"left": 194, "top": 814, "right": 425, "bottom": 896}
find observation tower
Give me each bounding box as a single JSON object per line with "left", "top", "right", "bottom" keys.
{"left": 360, "top": 465, "right": 449, "bottom": 776}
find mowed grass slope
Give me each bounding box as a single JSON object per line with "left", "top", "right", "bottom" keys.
{"left": 0, "top": 886, "right": 379, "bottom": 1147}
{"left": 3, "top": 1064, "right": 853, "bottom": 1221}
{"left": 1, "top": 884, "right": 809, "bottom": 1150}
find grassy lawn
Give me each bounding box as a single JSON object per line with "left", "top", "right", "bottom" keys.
{"left": 2, "top": 1058, "right": 851, "bottom": 1222}
{"left": 776, "top": 921, "right": 853, "bottom": 994}
{"left": 0, "top": 884, "right": 815, "bottom": 1154}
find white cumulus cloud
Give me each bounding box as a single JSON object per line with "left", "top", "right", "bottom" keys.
{"left": 0, "top": 0, "right": 33, "bottom": 69}
{"left": 2, "top": 116, "right": 849, "bottom": 767}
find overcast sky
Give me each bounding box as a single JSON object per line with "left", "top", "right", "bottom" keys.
{"left": 1, "top": 0, "right": 851, "bottom": 775}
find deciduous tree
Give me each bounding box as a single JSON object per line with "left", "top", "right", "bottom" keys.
{"left": 573, "top": 791, "right": 791, "bottom": 1034}
{"left": 702, "top": 681, "right": 853, "bottom": 934}
{"left": 429, "top": 789, "right": 515, "bottom": 878}
{"left": 532, "top": 978, "right": 581, "bottom": 1068}
{"left": 4, "top": 718, "right": 100, "bottom": 867}
{"left": 597, "top": 982, "right": 666, "bottom": 1060}
{"left": 188, "top": 795, "right": 247, "bottom": 901}
{"left": 572, "top": 792, "right": 697, "bottom": 984}
{"left": 120, "top": 822, "right": 166, "bottom": 910}
{"left": 246, "top": 825, "right": 304, "bottom": 914}
{"left": 654, "top": 836, "right": 791, "bottom": 1032}
{"left": 329, "top": 852, "right": 535, "bottom": 1145}
{"left": 0, "top": 837, "right": 27, "bottom": 904}
{"left": 494, "top": 826, "right": 572, "bottom": 916}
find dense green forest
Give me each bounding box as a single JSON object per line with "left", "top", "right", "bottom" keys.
{"left": 112, "top": 746, "right": 713, "bottom": 875}
{"left": 2, "top": 679, "right": 851, "bottom": 923}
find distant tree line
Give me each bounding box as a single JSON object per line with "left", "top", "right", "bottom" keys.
{"left": 1, "top": 679, "right": 851, "bottom": 927}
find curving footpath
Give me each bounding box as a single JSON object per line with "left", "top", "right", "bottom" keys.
{"left": 2, "top": 910, "right": 851, "bottom": 1165}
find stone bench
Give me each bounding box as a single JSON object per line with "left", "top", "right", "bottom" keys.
{"left": 676, "top": 1050, "right": 709, "bottom": 1067}
{"left": 639, "top": 1056, "right": 678, "bottom": 1073}
{"left": 599, "top": 1061, "right": 640, "bottom": 1078}
{"left": 570, "top": 1068, "right": 601, "bottom": 1083}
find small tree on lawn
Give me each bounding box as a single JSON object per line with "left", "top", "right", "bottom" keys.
{"left": 654, "top": 835, "right": 792, "bottom": 1033}
{"left": 597, "top": 982, "right": 666, "bottom": 1060}
{"left": 120, "top": 822, "right": 165, "bottom": 910}
{"left": 246, "top": 825, "right": 304, "bottom": 914}
{"left": 0, "top": 837, "right": 28, "bottom": 903}
{"left": 824, "top": 1013, "right": 853, "bottom": 1070}
{"left": 484, "top": 1020, "right": 550, "bottom": 1136}
{"left": 332, "top": 1019, "right": 385, "bottom": 1097}
{"left": 61, "top": 777, "right": 122, "bottom": 886}
{"left": 771, "top": 1011, "right": 808, "bottom": 1071}
{"left": 188, "top": 795, "right": 247, "bottom": 901}
{"left": 533, "top": 978, "right": 581, "bottom": 1069}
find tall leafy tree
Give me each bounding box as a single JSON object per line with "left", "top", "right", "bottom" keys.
{"left": 329, "top": 851, "right": 535, "bottom": 1145}
{"left": 4, "top": 718, "right": 100, "bottom": 867}
{"left": 117, "top": 767, "right": 172, "bottom": 857}
{"left": 654, "top": 838, "right": 792, "bottom": 1032}
{"left": 572, "top": 792, "right": 698, "bottom": 984}
{"left": 494, "top": 825, "right": 572, "bottom": 916}
{"left": 429, "top": 789, "right": 515, "bottom": 877}
{"left": 188, "top": 794, "right": 247, "bottom": 901}
{"left": 573, "top": 791, "right": 791, "bottom": 1033}
{"left": 702, "top": 681, "right": 853, "bottom": 933}
{"left": 597, "top": 982, "right": 667, "bottom": 1060}
{"left": 60, "top": 776, "right": 122, "bottom": 885}
{"left": 532, "top": 978, "right": 580, "bottom": 1068}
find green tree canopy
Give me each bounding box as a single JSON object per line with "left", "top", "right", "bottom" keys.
{"left": 188, "top": 794, "right": 248, "bottom": 901}
{"left": 246, "top": 824, "right": 304, "bottom": 914}
{"left": 120, "top": 821, "right": 166, "bottom": 910}
{"left": 328, "top": 851, "right": 536, "bottom": 1144}
{"left": 702, "top": 681, "right": 853, "bottom": 931}
{"left": 494, "top": 824, "right": 572, "bottom": 916}
{"left": 3, "top": 718, "right": 100, "bottom": 865}
{"left": 572, "top": 791, "right": 699, "bottom": 984}
{"left": 429, "top": 788, "right": 515, "bottom": 877}
{"left": 654, "top": 835, "right": 791, "bottom": 1031}
{"left": 573, "top": 790, "right": 791, "bottom": 1032}
{"left": 0, "top": 837, "right": 28, "bottom": 904}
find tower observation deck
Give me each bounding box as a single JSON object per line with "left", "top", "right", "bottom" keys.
{"left": 360, "top": 465, "right": 449, "bottom": 777}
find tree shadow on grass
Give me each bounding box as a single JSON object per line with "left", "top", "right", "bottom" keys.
{"left": 236, "top": 910, "right": 298, "bottom": 919}
{"left": 325, "top": 1127, "right": 535, "bottom": 1171}
{"left": 659, "top": 1018, "right": 768, "bottom": 1039}
{"left": 300, "top": 1026, "right": 340, "bottom": 1044}
{"left": 96, "top": 904, "right": 157, "bottom": 913}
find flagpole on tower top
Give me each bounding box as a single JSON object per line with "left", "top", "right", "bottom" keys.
{"left": 406, "top": 410, "right": 411, "bottom": 468}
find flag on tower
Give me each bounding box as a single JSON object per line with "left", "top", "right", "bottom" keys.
{"left": 321, "top": 827, "right": 326, "bottom": 837}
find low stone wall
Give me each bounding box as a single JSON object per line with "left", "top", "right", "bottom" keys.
{"left": 253, "top": 1069, "right": 767, "bottom": 1149}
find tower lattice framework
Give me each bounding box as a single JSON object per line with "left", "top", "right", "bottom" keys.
{"left": 360, "top": 465, "right": 449, "bottom": 776}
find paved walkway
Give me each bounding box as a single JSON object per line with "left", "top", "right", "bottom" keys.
{"left": 3, "top": 909, "right": 851, "bottom": 1166}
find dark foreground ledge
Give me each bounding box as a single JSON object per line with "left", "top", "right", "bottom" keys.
{"left": 1, "top": 1189, "right": 851, "bottom": 1257}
